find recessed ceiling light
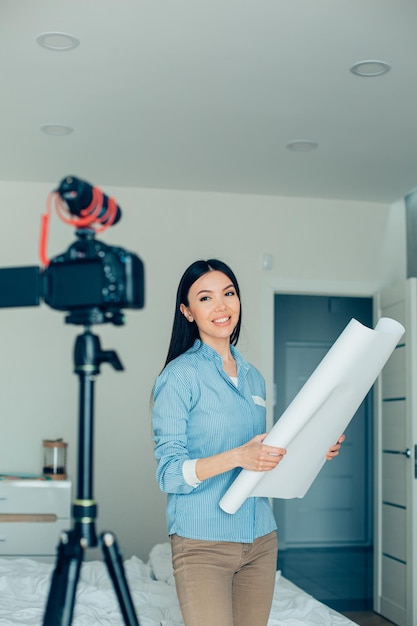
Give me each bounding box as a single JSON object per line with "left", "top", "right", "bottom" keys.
{"left": 350, "top": 60, "right": 391, "bottom": 77}
{"left": 41, "top": 124, "right": 74, "bottom": 136}
{"left": 36, "top": 32, "right": 80, "bottom": 51}
{"left": 286, "top": 140, "right": 318, "bottom": 152}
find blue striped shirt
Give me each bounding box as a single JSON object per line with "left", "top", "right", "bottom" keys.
{"left": 152, "top": 340, "right": 277, "bottom": 542}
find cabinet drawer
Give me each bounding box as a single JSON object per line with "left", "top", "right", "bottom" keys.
{"left": 0, "top": 519, "right": 70, "bottom": 556}
{"left": 0, "top": 481, "right": 71, "bottom": 517}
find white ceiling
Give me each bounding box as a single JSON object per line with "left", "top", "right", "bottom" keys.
{"left": 1, "top": 0, "right": 417, "bottom": 203}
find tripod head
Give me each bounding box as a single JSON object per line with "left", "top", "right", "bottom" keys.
{"left": 74, "top": 328, "right": 123, "bottom": 375}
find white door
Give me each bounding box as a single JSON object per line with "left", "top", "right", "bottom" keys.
{"left": 376, "top": 279, "right": 417, "bottom": 626}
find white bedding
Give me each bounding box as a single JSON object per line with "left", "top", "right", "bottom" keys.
{"left": 0, "top": 543, "right": 357, "bottom": 626}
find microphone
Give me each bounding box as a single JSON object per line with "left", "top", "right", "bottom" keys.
{"left": 56, "top": 176, "right": 122, "bottom": 226}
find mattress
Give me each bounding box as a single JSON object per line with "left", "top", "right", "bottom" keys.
{"left": 0, "top": 542, "right": 357, "bottom": 625}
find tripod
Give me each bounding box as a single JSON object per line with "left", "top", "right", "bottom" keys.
{"left": 43, "top": 328, "right": 140, "bottom": 626}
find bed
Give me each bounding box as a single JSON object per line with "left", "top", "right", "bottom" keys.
{"left": 0, "top": 542, "right": 357, "bottom": 625}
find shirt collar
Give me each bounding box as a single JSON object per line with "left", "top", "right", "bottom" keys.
{"left": 190, "top": 339, "right": 249, "bottom": 374}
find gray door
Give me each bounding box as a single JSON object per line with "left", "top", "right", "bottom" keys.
{"left": 273, "top": 294, "right": 373, "bottom": 549}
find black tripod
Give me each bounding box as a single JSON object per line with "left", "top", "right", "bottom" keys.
{"left": 43, "top": 328, "right": 140, "bottom": 626}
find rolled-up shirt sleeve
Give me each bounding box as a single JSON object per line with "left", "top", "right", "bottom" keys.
{"left": 182, "top": 459, "right": 202, "bottom": 487}
{"left": 152, "top": 368, "right": 197, "bottom": 494}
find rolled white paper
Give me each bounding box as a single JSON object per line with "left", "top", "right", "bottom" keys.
{"left": 219, "top": 317, "right": 405, "bottom": 514}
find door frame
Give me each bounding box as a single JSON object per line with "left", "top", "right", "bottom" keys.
{"left": 260, "top": 276, "right": 385, "bottom": 608}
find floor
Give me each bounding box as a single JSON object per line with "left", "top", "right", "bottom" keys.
{"left": 278, "top": 546, "right": 373, "bottom": 612}
{"left": 342, "top": 612, "right": 394, "bottom": 626}
{"left": 277, "top": 547, "right": 395, "bottom": 625}
{"left": 278, "top": 548, "right": 392, "bottom": 626}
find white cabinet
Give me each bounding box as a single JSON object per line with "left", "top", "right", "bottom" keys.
{"left": 0, "top": 480, "right": 71, "bottom": 561}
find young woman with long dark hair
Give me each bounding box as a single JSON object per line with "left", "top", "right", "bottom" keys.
{"left": 152, "top": 259, "right": 343, "bottom": 626}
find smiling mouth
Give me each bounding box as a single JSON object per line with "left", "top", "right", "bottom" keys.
{"left": 213, "top": 316, "right": 230, "bottom": 324}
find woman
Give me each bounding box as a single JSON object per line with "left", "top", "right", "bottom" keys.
{"left": 152, "top": 259, "right": 343, "bottom": 626}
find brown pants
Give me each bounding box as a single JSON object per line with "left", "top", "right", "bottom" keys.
{"left": 170, "top": 531, "right": 278, "bottom": 626}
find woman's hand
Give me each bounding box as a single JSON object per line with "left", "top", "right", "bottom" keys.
{"left": 326, "top": 434, "right": 345, "bottom": 460}
{"left": 195, "top": 434, "right": 286, "bottom": 482}
{"left": 237, "top": 434, "right": 287, "bottom": 472}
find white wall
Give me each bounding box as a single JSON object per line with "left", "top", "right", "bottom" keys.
{"left": 0, "top": 181, "right": 406, "bottom": 560}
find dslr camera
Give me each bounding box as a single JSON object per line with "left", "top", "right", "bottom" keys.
{"left": 0, "top": 176, "right": 145, "bottom": 326}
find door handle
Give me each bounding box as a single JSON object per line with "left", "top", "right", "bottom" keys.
{"left": 383, "top": 448, "right": 411, "bottom": 457}
{"left": 415, "top": 445, "right": 417, "bottom": 479}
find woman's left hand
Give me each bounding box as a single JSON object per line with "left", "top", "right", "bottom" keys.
{"left": 326, "top": 434, "right": 345, "bottom": 460}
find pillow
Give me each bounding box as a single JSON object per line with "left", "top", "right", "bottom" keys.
{"left": 148, "top": 543, "right": 175, "bottom": 585}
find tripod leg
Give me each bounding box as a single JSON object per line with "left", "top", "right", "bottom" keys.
{"left": 43, "top": 530, "right": 84, "bottom": 626}
{"left": 100, "top": 531, "right": 141, "bottom": 626}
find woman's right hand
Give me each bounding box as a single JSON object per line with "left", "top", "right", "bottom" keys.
{"left": 195, "top": 434, "right": 286, "bottom": 482}
{"left": 237, "top": 434, "right": 286, "bottom": 472}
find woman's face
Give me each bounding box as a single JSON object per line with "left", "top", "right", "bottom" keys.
{"left": 180, "top": 270, "right": 240, "bottom": 348}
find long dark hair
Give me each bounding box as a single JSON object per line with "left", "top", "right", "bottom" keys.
{"left": 163, "top": 259, "right": 242, "bottom": 368}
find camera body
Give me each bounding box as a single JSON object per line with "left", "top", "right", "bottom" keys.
{"left": 44, "top": 234, "right": 144, "bottom": 310}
